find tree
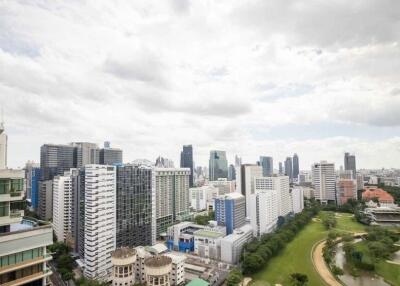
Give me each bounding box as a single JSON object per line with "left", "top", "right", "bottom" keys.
{"left": 226, "top": 268, "right": 243, "bottom": 286}
{"left": 321, "top": 212, "right": 337, "bottom": 229}
{"left": 242, "top": 253, "right": 264, "bottom": 274}
{"left": 290, "top": 273, "right": 308, "bottom": 286}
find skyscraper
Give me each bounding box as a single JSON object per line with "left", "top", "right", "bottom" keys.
{"left": 214, "top": 193, "right": 246, "bottom": 235}
{"left": 284, "top": 157, "right": 293, "bottom": 181}
{"left": 249, "top": 190, "right": 279, "bottom": 236}
{"left": 312, "top": 161, "right": 336, "bottom": 204}
{"left": 100, "top": 142, "right": 123, "bottom": 165}
{"left": 260, "top": 156, "right": 273, "bottom": 176}
{"left": 70, "top": 142, "right": 100, "bottom": 167}
{"left": 278, "top": 162, "right": 283, "bottom": 175}
{"left": 116, "top": 164, "right": 155, "bottom": 248}
{"left": 209, "top": 150, "right": 228, "bottom": 181}
{"left": 180, "top": 145, "right": 194, "bottom": 187}
{"left": 155, "top": 168, "right": 190, "bottom": 236}
{"left": 84, "top": 164, "right": 116, "bottom": 280}
{"left": 40, "top": 144, "right": 75, "bottom": 181}
{"left": 344, "top": 152, "right": 356, "bottom": 179}
{"left": 228, "top": 164, "right": 236, "bottom": 180}
{"left": 292, "top": 153, "right": 299, "bottom": 181}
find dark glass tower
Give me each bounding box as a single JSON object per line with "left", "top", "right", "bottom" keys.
{"left": 209, "top": 150, "right": 228, "bottom": 181}
{"left": 344, "top": 152, "right": 356, "bottom": 179}
{"left": 260, "top": 156, "right": 273, "bottom": 176}
{"left": 180, "top": 145, "right": 194, "bottom": 187}
{"left": 40, "top": 144, "right": 75, "bottom": 180}
{"left": 284, "top": 157, "right": 293, "bottom": 181}
{"left": 116, "top": 164, "right": 154, "bottom": 247}
{"left": 292, "top": 153, "right": 299, "bottom": 180}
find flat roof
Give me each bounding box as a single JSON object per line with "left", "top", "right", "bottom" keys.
{"left": 194, "top": 229, "right": 224, "bottom": 238}
{"left": 186, "top": 278, "right": 209, "bottom": 286}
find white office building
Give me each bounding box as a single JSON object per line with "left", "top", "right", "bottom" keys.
{"left": 241, "top": 165, "right": 263, "bottom": 216}
{"left": 254, "top": 176, "right": 291, "bottom": 216}
{"left": 220, "top": 224, "right": 253, "bottom": 264}
{"left": 84, "top": 165, "right": 116, "bottom": 281}
{"left": 209, "top": 178, "right": 235, "bottom": 195}
{"left": 189, "top": 185, "right": 218, "bottom": 212}
{"left": 312, "top": 161, "right": 336, "bottom": 203}
{"left": 53, "top": 172, "right": 73, "bottom": 242}
{"left": 290, "top": 188, "right": 304, "bottom": 214}
{"left": 193, "top": 228, "right": 225, "bottom": 259}
{"left": 249, "top": 190, "right": 279, "bottom": 237}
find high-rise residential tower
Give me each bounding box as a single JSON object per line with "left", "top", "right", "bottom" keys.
{"left": 292, "top": 153, "right": 299, "bottom": 181}
{"left": 240, "top": 164, "right": 263, "bottom": 216}
{"left": 254, "top": 176, "right": 291, "bottom": 217}
{"left": 180, "top": 145, "right": 194, "bottom": 187}
{"left": 214, "top": 193, "right": 246, "bottom": 235}
{"left": 116, "top": 164, "right": 156, "bottom": 248}
{"left": 344, "top": 152, "right": 356, "bottom": 179}
{"left": 84, "top": 164, "right": 116, "bottom": 280}
{"left": 312, "top": 161, "right": 336, "bottom": 204}
{"left": 209, "top": 150, "right": 228, "bottom": 181}
{"left": 260, "top": 156, "right": 273, "bottom": 176}
{"left": 155, "top": 168, "right": 190, "bottom": 236}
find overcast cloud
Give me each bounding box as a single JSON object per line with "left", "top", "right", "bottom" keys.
{"left": 1, "top": 0, "right": 400, "bottom": 169}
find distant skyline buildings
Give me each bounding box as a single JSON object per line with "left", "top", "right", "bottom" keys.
{"left": 293, "top": 153, "right": 299, "bottom": 180}
{"left": 344, "top": 152, "right": 357, "bottom": 179}
{"left": 209, "top": 150, "right": 228, "bottom": 181}
{"left": 260, "top": 156, "right": 273, "bottom": 176}
{"left": 180, "top": 145, "right": 194, "bottom": 187}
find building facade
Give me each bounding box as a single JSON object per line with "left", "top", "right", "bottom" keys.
{"left": 214, "top": 193, "right": 246, "bottom": 235}
{"left": 240, "top": 164, "right": 263, "bottom": 216}
{"left": 155, "top": 168, "right": 190, "bottom": 236}
{"left": 100, "top": 144, "right": 123, "bottom": 165}
{"left": 284, "top": 157, "right": 293, "bottom": 182}
{"left": 249, "top": 190, "right": 279, "bottom": 237}
{"left": 336, "top": 179, "right": 357, "bottom": 205}
{"left": 83, "top": 165, "right": 116, "bottom": 280}
{"left": 292, "top": 153, "right": 299, "bottom": 181}
{"left": 116, "top": 164, "right": 155, "bottom": 248}
{"left": 180, "top": 145, "right": 194, "bottom": 187}
{"left": 209, "top": 151, "right": 228, "bottom": 181}
{"left": 344, "top": 152, "right": 356, "bottom": 179}
{"left": 259, "top": 156, "right": 273, "bottom": 176}
{"left": 312, "top": 161, "right": 336, "bottom": 204}
{"left": 220, "top": 224, "right": 253, "bottom": 264}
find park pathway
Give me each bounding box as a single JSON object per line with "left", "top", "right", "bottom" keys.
{"left": 311, "top": 240, "right": 342, "bottom": 286}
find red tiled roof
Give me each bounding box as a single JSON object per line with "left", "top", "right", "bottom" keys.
{"left": 362, "top": 188, "right": 394, "bottom": 203}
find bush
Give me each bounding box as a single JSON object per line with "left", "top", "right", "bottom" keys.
{"left": 226, "top": 268, "right": 243, "bottom": 286}
{"left": 331, "top": 265, "right": 344, "bottom": 276}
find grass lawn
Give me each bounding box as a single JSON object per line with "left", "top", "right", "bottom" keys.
{"left": 251, "top": 212, "right": 365, "bottom": 286}
{"left": 376, "top": 261, "right": 400, "bottom": 286}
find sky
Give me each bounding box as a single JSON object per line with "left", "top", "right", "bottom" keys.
{"left": 1, "top": 0, "right": 400, "bottom": 170}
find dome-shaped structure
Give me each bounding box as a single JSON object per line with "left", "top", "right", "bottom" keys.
{"left": 144, "top": 256, "right": 172, "bottom": 286}
{"left": 111, "top": 247, "right": 137, "bottom": 286}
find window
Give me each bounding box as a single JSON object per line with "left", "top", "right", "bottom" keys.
{"left": 0, "top": 202, "right": 8, "bottom": 217}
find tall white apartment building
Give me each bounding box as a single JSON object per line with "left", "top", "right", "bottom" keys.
{"left": 290, "top": 188, "right": 304, "bottom": 214}
{"left": 155, "top": 168, "right": 190, "bottom": 236}
{"left": 84, "top": 165, "right": 116, "bottom": 281}
{"left": 254, "top": 176, "right": 291, "bottom": 216}
{"left": 240, "top": 164, "right": 263, "bottom": 216}
{"left": 189, "top": 185, "right": 218, "bottom": 211}
{"left": 53, "top": 172, "right": 73, "bottom": 242}
{"left": 249, "top": 190, "right": 279, "bottom": 236}
{"left": 312, "top": 161, "right": 336, "bottom": 204}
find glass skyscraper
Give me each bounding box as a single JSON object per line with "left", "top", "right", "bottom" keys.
{"left": 209, "top": 150, "right": 228, "bottom": 181}
{"left": 180, "top": 145, "right": 194, "bottom": 187}
{"left": 260, "top": 156, "right": 273, "bottom": 176}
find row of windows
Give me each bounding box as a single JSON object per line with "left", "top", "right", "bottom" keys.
{"left": 0, "top": 248, "right": 44, "bottom": 268}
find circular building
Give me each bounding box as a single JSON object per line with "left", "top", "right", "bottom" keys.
{"left": 144, "top": 255, "right": 172, "bottom": 286}
{"left": 111, "top": 247, "right": 137, "bottom": 286}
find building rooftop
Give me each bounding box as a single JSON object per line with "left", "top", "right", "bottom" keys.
{"left": 186, "top": 278, "right": 210, "bottom": 286}
{"left": 218, "top": 192, "right": 244, "bottom": 200}
{"left": 112, "top": 247, "right": 136, "bottom": 259}
{"left": 144, "top": 255, "right": 172, "bottom": 267}
{"left": 362, "top": 188, "right": 394, "bottom": 203}
{"left": 220, "top": 224, "right": 253, "bottom": 242}
{"left": 194, "top": 229, "right": 224, "bottom": 239}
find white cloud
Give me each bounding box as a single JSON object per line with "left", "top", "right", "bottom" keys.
{"left": 0, "top": 0, "right": 399, "bottom": 169}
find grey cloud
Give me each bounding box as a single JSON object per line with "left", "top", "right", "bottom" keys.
{"left": 256, "top": 83, "right": 314, "bottom": 101}
{"left": 231, "top": 0, "right": 400, "bottom": 48}
{"left": 170, "top": 0, "right": 191, "bottom": 14}
{"left": 103, "top": 53, "right": 168, "bottom": 88}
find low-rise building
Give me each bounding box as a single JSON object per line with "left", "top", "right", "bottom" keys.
{"left": 220, "top": 224, "right": 253, "bottom": 264}
{"left": 362, "top": 187, "right": 394, "bottom": 206}
{"left": 193, "top": 228, "right": 225, "bottom": 260}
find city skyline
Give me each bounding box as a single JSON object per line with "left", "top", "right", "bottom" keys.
{"left": 2, "top": 1, "right": 400, "bottom": 169}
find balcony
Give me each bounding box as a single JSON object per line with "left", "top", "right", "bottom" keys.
{"left": 0, "top": 191, "right": 24, "bottom": 202}
{"left": 0, "top": 254, "right": 52, "bottom": 275}
{"left": 2, "top": 269, "right": 53, "bottom": 286}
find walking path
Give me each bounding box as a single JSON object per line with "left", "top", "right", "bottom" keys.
{"left": 311, "top": 240, "right": 342, "bottom": 286}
